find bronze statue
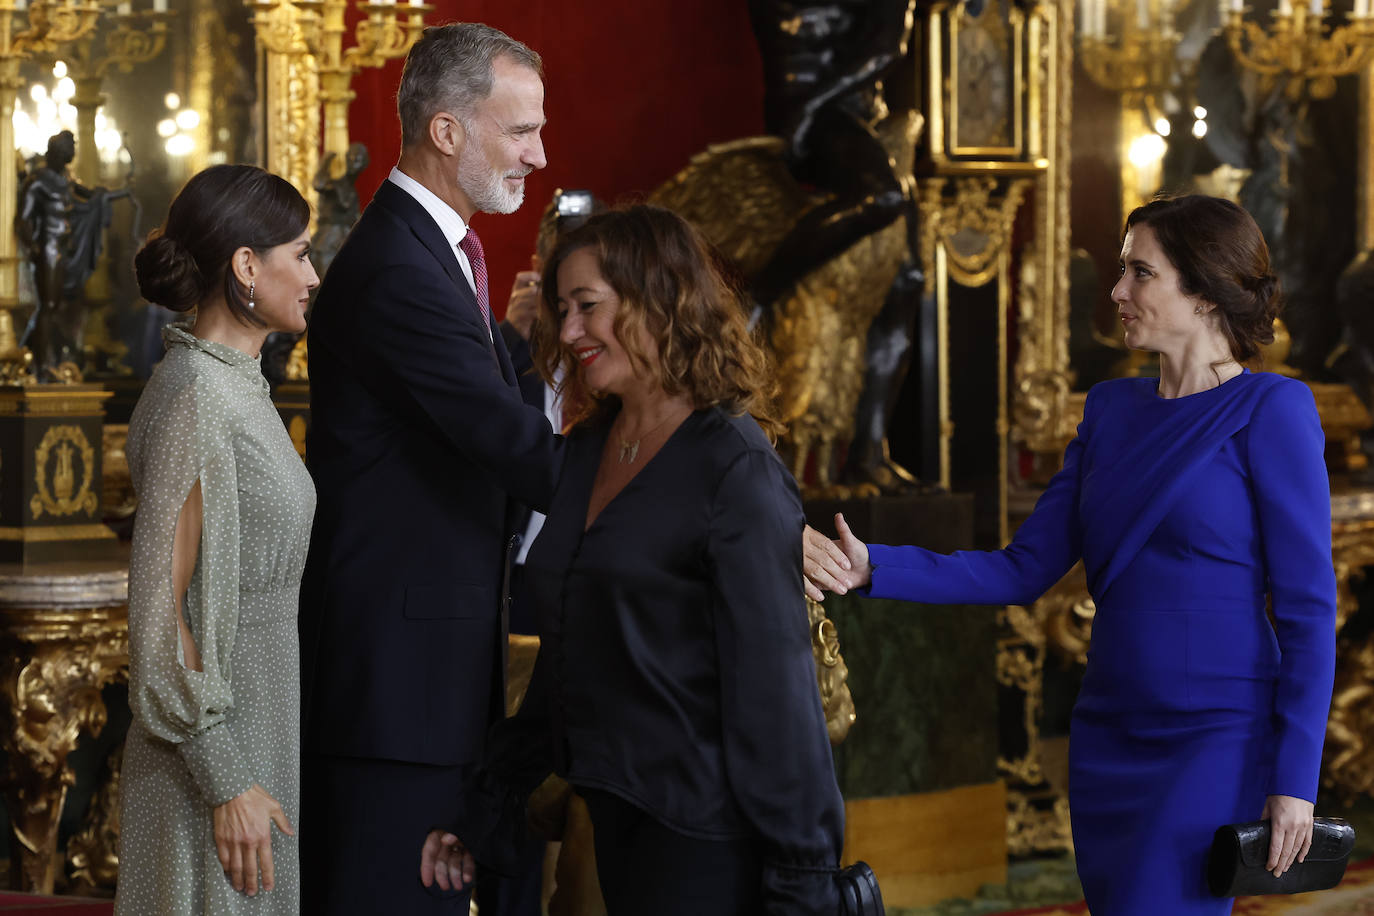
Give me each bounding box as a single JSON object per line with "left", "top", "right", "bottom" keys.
{"left": 652, "top": 0, "right": 926, "bottom": 496}
{"left": 262, "top": 143, "right": 371, "bottom": 389}
{"left": 311, "top": 142, "right": 370, "bottom": 279}
{"left": 16, "top": 130, "right": 129, "bottom": 381}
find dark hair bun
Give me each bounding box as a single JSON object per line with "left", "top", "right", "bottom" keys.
{"left": 134, "top": 232, "right": 204, "bottom": 312}
{"left": 1248, "top": 273, "right": 1280, "bottom": 311}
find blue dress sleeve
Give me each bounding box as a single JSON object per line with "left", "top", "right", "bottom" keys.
{"left": 1247, "top": 380, "right": 1336, "bottom": 802}
{"left": 863, "top": 388, "right": 1095, "bottom": 607}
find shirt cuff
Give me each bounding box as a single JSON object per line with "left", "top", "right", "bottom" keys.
{"left": 177, "top": 721, "right": 255, "bottom": 807}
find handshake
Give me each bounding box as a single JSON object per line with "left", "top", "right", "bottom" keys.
{"left": 803, "top": 513, "right": 873, "bottom": 602}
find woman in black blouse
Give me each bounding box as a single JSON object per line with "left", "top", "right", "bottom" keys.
{"left": 425, "top": 204, "right": 845, "bottom": 914}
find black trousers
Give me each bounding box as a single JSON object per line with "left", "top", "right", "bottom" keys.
{"left": 582, "top": 788, "right": 763, "bottom": 916}
{"left": 300, "top": 754, "right": 473, "bottom": 915}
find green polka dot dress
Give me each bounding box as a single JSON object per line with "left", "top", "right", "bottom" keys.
{"left": 116, "top": 326, "right": 315, "bottom": 915}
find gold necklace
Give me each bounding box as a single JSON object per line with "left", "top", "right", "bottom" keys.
{"left": 616, "top": 406, "right": 688, "bottom": 464}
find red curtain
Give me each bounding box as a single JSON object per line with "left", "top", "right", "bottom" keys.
{"left": 345, "top": 1, "right": 766, "bottom": 317}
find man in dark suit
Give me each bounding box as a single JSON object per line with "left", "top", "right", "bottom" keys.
{"left": 298, "top": 23, "right": 557, "bottom": 915}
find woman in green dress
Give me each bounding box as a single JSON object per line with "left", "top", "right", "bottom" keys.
{"left": 116, "top": 164, "right": 319, "bottom": 915}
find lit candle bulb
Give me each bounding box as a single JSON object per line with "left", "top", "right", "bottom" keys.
{"left": 1278, "top": 0, "right": 1292, "bottom": 15}
{"left": 12, "top": 0, "right": 24, "bottom": 9}
{"left": 1356, "top": 0, "right": 1369, "bottom": 17}
{"left": 1309, "top": 0, "right": 1322, "bottom": 16}
{"left": 154, "top": 0, "right": 167, "bottom": 10}
{"left": 1137, "top": 0, "right": 1149, "bottom": 27}
{"left": 116, "top": 1, "right": 131, "bottom": 13}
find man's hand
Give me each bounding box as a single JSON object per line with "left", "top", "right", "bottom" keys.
{"left": 212, "top": 783, "right": 293, "bottom": 896}
{"left": 420, "top": 828, "right": 475, "bottom": 891}
{"left": 505, "top": 270, "right": 541, "bottom": 341}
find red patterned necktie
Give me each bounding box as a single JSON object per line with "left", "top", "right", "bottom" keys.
{"left": 458, "top": 227, "right": 491, "bottom": 329}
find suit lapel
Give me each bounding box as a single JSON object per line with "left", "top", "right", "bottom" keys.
{"left": 371, "top": 181, "right": 500, "bottom": 366}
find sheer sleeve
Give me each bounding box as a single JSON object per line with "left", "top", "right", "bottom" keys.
{"left": 862, "top": 387, "right": 1096, "bottom": 607}
{"left": 127, "top": 377, "right": 254, "bottom": 806}
{"left": 707, "top": 447, "right": 844, "bottom": 916}
{"left": 1247, "top": 380, "right": 1336, "bottom": 802}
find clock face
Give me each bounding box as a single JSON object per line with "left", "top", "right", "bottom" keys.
{"left": 952, "top": 3, "right": 1017, "bottom": 153}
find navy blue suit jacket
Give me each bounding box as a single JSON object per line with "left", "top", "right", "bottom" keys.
{"left": 300, "top": 179, "right": 560, "bottom": 767}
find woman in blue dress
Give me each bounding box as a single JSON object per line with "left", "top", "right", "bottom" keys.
{"left": 804, "top": 194, "right": 1336, "bottom": 915}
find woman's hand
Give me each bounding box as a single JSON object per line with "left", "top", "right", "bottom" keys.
{"left": 1262, "top": 794, "right": 1314, "bottom": 877}
{"left": 505, "top": 270, "right": 542, "bottom": 341}
{"left": 213, "top": 783, "right": 294, "bottom": 896}
{"left": 803, "top": 513, "right": 872, "bottom": 601}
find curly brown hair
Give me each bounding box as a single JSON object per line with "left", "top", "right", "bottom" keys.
{"left": 1125, "top": 195, "right": 1281, "bottom": 364}
{"left": 533, "top": 204, "right": 783, "bottom": 439}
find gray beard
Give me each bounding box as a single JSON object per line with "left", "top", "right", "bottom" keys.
{"left": 458, "top": 146, "right": 525, "bottom": 215}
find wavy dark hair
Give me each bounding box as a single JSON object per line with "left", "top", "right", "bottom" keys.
{"left": 533, "top": 204, "right": 782, "bottom": 439}
{"left": 1125, "top": 194, "right": 1281, "bottom": 364}
{"left": 134, "top": 164, "right": 309, "bottom": 327}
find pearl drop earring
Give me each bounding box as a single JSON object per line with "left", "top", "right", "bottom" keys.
{"left": 248, "top": 281, "right": 255, "bottom": 309}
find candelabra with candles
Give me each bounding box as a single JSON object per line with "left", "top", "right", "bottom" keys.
{"left": 249, "top": 0, "right": 430, "bottom": 184}
{"left": 1077, "top": 0, "right": 1182, "bottom": 107}
{"left": 310, "top": 0, "right": 431, "bottom": 179}
{"left": 56, "top": 0, "right": 173, "bottom": 186}
{"left": 1222, "top": 0, "right": 1374, "bottom": 100}
{"left": 248, "top": 0, "right": 430, "bottom": 393}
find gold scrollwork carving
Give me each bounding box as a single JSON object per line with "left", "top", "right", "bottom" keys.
{"left": 65, "top": 743, "right": 121, "bottom": 894}
{"left": 250, "top": 0, "right": 321, "bottom": 211}
{"left": 1012, "top": 370, "right": 1076, "bottom": 458}
{"left": 808, "top": 597, "right": 856, "bottom": 745}
{"left": 0, "top": 604, "right": 127, "bottom": 892}
{"left": 101, "top": 423, "right": 135, "bottom": 522}
{"left": 1006, "top": 791, "right": 1073, "bottom": 857}
{"left": 997, "top": 562, "right": 1090, "bottom": 856}
{"left": 1322, "top": 497, "right": 1374, "bottom": 802}
{"left": 30, "top": 424, "right": 96, "bottom": 520}
{"left": 1011, "top": 0, "right": 1073, "bottom": 465}
{"left": 918, "top": 175, "right": 1031, "bottom": 288}
{"left": 1325, "top": 637, "right": 1374, "bottom": 803}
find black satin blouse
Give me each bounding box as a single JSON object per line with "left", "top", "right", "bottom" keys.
{"left": 516, "top": 406, "right": 844, "bottom": 914}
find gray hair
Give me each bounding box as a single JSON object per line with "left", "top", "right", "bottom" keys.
{"left": 397, "top": 23, "right": 542, "bottom": 148}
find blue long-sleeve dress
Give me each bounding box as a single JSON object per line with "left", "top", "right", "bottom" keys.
{"left": 863, "top": 370, "right": 1336, "bottom": 914}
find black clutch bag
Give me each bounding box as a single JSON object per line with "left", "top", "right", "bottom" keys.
{"left": 1207, "top": 817, "right": 1356, "bottom": 897}
{"left": 837, "top": 861, "right": 885, "bottom": 916}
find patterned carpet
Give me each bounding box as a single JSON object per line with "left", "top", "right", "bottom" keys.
{"left": 948, "top": 859, "right": 1374, "bottom": 916}
{"left": 0, "top": 894, "right": 110, "bottom": 913}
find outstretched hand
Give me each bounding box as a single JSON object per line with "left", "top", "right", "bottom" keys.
{"left": 420, "top": 828, "right": 475, "bottom": 892}
{"left": 803, "top": 513, "right": 872, "bottom": 601}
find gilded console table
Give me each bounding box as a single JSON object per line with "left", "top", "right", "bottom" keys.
{"left": 0, "top": 557, "right": 127, "bottom": 893}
